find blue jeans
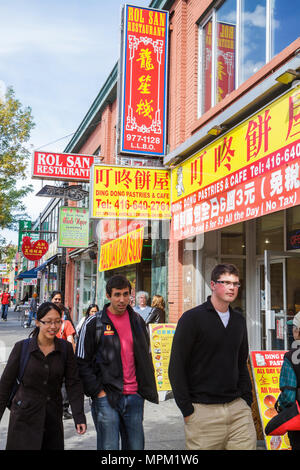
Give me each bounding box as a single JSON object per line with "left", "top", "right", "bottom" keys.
{"left": 91, "top": 394, "right": 145, "bottom": 450}
{"left": 1, "top": 304, "right": 9, "bottom": 320}
{"left": 27, "top": 310, "right": 36, "bottom": 326}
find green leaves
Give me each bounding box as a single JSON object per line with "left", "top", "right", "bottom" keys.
{"left": 0, "top": 86, "right": 35, "bottom": 230}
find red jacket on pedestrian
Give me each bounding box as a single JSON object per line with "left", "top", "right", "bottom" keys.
{"left": 1, "top": 292, "right": 11, "bottom": 305}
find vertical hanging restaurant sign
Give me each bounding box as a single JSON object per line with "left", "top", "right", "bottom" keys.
{"left": 119, "top": 4, "right": 169, "bottom": 156}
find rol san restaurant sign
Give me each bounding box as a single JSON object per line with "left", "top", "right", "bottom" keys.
{"left": 32, "top": 151, "right": 94, "bottom": 182}
{"left": 172, "top": 85, "right": 300, "bottom": 240}
{"left": 58, "top": 207, "right": 89, "bottom": 248}
{"left": 90, "top": 164, "right": 171, "bottom": 220}
{"left": 119, "top": 5, "right": 169, "bottom": 156}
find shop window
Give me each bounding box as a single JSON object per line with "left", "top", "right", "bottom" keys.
{"left": 198, "top": 0, "right": 298, "bottom": 117}
{"left": 240, "top": 0, "right": 266, "bottom": 83}
{"left": 256, "top": 212, "right": 284, "bottom": 254}
{"left": 287, "top": 206, "right": 300, "bottom": 251}
{"left": 182, "top": 236, "right": 201, "bottom": 312}
{"left": 221, "top": 222, "right": 245, "bottom": 255}
{"left": 271, "top": 0, "right": 300, "bottom": 58}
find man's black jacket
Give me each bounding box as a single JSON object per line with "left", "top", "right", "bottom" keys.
{"left": 75, "top": 303, "right": 158, "bottom": 408}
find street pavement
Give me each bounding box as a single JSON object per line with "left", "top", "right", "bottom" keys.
{"left": 0, "top": 307, "right": 265, "bottom": 452}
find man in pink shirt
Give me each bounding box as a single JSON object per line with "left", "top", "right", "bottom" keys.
{"left": 76, "top": 275, "right": 158, "bottom": 450}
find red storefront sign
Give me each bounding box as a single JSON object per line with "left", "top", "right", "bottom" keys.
{"left": 32, "top": 151, "right": 94, "bottom": 182}
{"left": 204, "top": 21, "right": 235, "bottom": 113}
{"left": 172, "top": 141, "right": 300, "bottom": 240}
{"left": 119, "top": 5, "right": 169, "bottom": 156}
{"left": 22, "top": 237, "right": 49, "bottom": 261}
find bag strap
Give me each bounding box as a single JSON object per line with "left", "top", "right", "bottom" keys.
{"left": 95, "top": 311, "right": 103, "bottom": 345}
{"left": 17, "top": 338, "right": 31, "bottom": 384}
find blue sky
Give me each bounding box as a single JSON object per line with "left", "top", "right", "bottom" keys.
{"left": 0, "top": 0, "right": 150, "bottom": 243}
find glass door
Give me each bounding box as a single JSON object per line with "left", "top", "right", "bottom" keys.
{"left": 259, "top": 251, "right": 300, "bottom": 350}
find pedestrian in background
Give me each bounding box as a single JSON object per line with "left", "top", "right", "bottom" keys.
{"left": 276, "top": 312, "right": 300, "bottom": 450}
{"left": 144, "top": 295, "right": 166, "bottom": 324}
{"left": 134, "top": 291, "right": 152, "bottom": 322}
{"left": 1, "top": 288, "right": 11, "bottom": 321}
{"left": 169, "top": 263, "right": 257, "bottom": 450}
{"left": 76, "top": 275, "right": 158, "bottom": 450}
{"left": 0, "top": 302, "right": 86, "bottom": 450}
{"left": 25, "top": 292, "right": 38, "bottom": 328}
{"left": 55, "top": 301, "right": 76, "bottom": 420}
{"left": 76, "top": 304, "right": 99, "bottom": 336}
{"left": 51, "top": 290, "right": 75, "bottom": 330}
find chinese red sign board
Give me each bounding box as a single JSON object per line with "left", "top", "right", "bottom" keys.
{"left": 119, "top": 5, "right": 168, "bottom": 156}
{"left": 21, "top": 237, "right": 49, "bottom": 261}
{"left": 204, "top": 21, "right": 235, "bottom": 113}
{"left": 32, "top": 151, "right": 94, "bottom": 182}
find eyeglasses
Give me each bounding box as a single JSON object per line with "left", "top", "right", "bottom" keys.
{"left": 215, "top": 280, "right": 241, "bottom": 288}
{"left": 39, "top": 319, "right": 62, "bottom": 326}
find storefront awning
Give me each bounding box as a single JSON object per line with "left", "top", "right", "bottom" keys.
{"left": 36, "top": 255, "right": 59, "bottom": 272}
{"left": 16, "top": 267, "right": 38, "bottom": 280}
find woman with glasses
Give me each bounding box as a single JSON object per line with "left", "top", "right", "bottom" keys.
{"left": 0, "top": 302, "right": 86, "bottom": 450}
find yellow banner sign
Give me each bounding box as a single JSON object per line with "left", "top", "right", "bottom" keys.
{"left": 91, "top": 165, "right": 171, "bottom": 219}
{"left": 250, "top": 351, "right": 291, "bottom": 450}
{"left": 149, "top": 323, "right": 176, "bottom": 391}
{"left": 171, "top": 86, "right": 300, "bottom": 204}
{"left": 99, "top": 226, "right": 144, "bottom": 272}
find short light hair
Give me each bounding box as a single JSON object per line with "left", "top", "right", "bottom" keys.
{"left": 136, "top": 291, "right": 149, "bottom": 302}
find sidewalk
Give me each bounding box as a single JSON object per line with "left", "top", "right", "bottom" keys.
{"left": 0, "top": 307, "right": 265, "bottom": 451}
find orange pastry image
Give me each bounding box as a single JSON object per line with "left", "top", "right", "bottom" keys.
{"left": 264, "top": 395, "right": 276, "bottom": 408}
{"left": 264, "top": 407, "right": 277, "bottom": 419}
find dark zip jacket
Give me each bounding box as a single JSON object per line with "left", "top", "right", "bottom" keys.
{"left": 168, "top": 296, "right": 253, "bottom": 417}
{"left": 75, "top": 303, "right": 158, "bottom": 408}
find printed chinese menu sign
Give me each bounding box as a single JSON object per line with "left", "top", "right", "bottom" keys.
{"left": 149, "top": 324, "right": 176, "bottom": 391}
{"left": 119, "top": 5, "right": 168, "bottom": 156}
{"left": 250, "top": 351, "right": 291, "bottom": 450}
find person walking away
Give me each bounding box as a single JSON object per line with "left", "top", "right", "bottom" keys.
{"left": 276, "top": 312, "right": 300, "bottom": 450}
{"left": 56, "top": 301, "right": 76, "bottom": 420}
{"left": 133, "top": 291, "right": 152, "bottom": 322}
{"left": 0, "top": 302, "right": 86, "bottom": 450}
{"left": 25, "top": 292, "right": 38, "bottom": 328}
{"left": 169, "top": 263, "right": 257, "bottom": 450}
{"left": 1, "top": 288, "right": 11, "bottom": 321}
{"left": 144, "top": 295, "right": 166, "bottom": 324}
{"left": 76, "top": 304, "right": 99, "bottom": 336}
{"left": 76, "top": 275, "right": 158, "bottom": 450}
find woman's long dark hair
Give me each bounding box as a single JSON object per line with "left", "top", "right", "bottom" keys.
{"left": 85, "top": 304, "right": 99, "bottom": 317}
{"left": 29, "top": 302, "right": 62, "bottom": 338}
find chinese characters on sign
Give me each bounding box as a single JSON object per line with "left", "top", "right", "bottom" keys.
{"left": 91, "top": 165, "right": 171, "bottom": 220}
{"left": 119, "top": 5, "right": 168, "bottom": 156}
{"left": 204, "top": 21, "right": 236, "bottom": 113}
{"left": 250, "top": 351, "right": 290, "bottom": 451}
{"left": 21, "top": 237, "right": 49, "bottom": 261}
{"left": 171, "top": 86, "right": 300, "bottom": 240}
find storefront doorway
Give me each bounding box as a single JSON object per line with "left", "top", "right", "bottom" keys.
{"left": 258, "top": 251, "right": 300, "bottom": 350}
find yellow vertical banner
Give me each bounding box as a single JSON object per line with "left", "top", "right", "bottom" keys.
{"left": 149, "top": 323, "right": 176, "bottom": 391}
{"left": 250, "top": 351, "right": 291, "bottom": 450}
